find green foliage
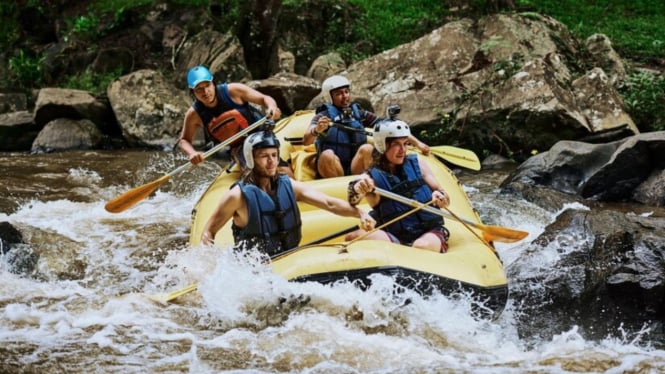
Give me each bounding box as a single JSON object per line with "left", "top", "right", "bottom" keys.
{"left": 348, "top": 0, "right": 449, "bottom": 57}
{"left": 8, "top": 50, "right": 44, "bottom": 88}
{"left": 516, "top": 0, "right": 665, "bottom": 61}
{"left": 62, "top": 68, "right": 124, "bottom": 96}
{"left": 619, "top": 71, "right": 665, "bottom": 132}
{"left": 70, "top": 13, "right": 101, "bottom": 40}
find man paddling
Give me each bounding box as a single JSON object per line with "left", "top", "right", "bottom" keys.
{"left": 303, "top": 75, "right": 430, "bottom": 178}
{"left": 346, "top": 119, "right": 451, "bottom": 253}
{"left": 178, "top": 65, "right": 284, "bottom": 170}
{"left": 201, "top": 130, "right": 375, "bottom": 255}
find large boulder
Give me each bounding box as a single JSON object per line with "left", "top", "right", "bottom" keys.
{"left": 107, "top": 69, "right": 190, "bottom": 148}
{"left": 31, "top": 118, "right": 105, "bottom": 153}
{"left": 501, "top": 131, "right": 665, "bottom": 204}
{"left": 174, "top": 30, "right": 252, "bottom": 87}
{"left": 34, "top": 88, "right": 111, "bottom": 129}
{"left": 318, "top": 13, "right": 638, "bottom": 158}
{"left": 0, "top": 111, "right": 40, "bottom": 151}
{"left": 508, "top": 208, "right": 665, "bottom": 343}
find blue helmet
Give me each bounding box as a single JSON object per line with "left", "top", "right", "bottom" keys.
{"left": 186, "top": 66, "right": 213, "bottom": 89}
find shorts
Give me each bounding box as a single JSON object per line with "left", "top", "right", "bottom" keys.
{"left": 386, "top": 227, "right": 450, "bottom": 253}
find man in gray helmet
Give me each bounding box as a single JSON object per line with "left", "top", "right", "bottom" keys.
{"left": 201, "top": 130, "right": 375, "bottom": 255}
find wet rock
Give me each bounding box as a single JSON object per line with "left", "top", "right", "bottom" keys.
{"left": 31, "top": 118, "right": 105, "bottom": 153}
{"left": 508, "top": 208, "right": 665, "bottom": 343}
{"left": 0, "top": 111, "right": 41, "bottom": 151}
{"left": 0, "top": 221, "right": 24, "bottom": 254}
{"left": 502, "top": 131, "right": 665, "bottom": 205}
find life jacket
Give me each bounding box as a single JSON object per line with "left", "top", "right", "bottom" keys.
{"left": 369, "top": 154, "right": 443, "bottom": 243}
{"left": 315, "top": 102, "right": 367, "bottom": 174}
{"left": 192, "top": 83, "right": 260, "bottom": 147}
{"left": 232, "top": 174, "right": 302, "bottom": 256}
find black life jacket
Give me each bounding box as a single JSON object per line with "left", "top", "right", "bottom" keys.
{"left": 315, "top": 102, "right": 367, "bottom": 174}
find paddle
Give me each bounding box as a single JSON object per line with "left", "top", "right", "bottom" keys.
{"left": 105, "top": 115, "right": 269, "bottom": 213}
{"left": 345, "top": 198, "right": 435, "bottom": 246}
{"left": 147, "top": 282, "right": 198, "bottom": 304}
{"left": 428, "top": 145, "right": 481, "bottom": 171}
{"left": 373, "top": 187, "right": 528, "bottom": 243}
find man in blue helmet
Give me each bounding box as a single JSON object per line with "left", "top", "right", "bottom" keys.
{"left": 303, "top": 75, "right": 430, "bottom": 178}
{"left": 178, "top": 65, "right": 283, "bottom": 169}
{"left": 201, "top": 130, "right": 375, "bottom": 256}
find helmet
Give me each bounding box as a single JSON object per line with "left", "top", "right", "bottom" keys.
{"left": 243, "top": 131, "right": 281, "bottom": 169}
{"left": 186, "top": 66, "right": 213, "bottom": 89}
{"left": 373, "top": 119, "right": 411, "bottom": 154}
{"left": 321, "top": 75, "right": 350, "bottom": 99}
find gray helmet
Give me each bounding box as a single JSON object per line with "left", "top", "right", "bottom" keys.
{"left": 243, "top": 131, "right": 281, "bottom": 169}
{"left": 373, "top": 119, "right": 411, "bottom": 154}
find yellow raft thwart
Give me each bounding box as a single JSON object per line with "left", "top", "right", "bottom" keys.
{"left": 190, "top": 110, "right": 509, "bottom": 317}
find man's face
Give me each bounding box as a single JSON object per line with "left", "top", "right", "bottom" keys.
{"left": 192, "top": 81, "right": 215, "bottom": 104}
{"left": 252, "top": 147, "right": 279, "bottom": 177}
{"left": 384, "top": 137, "right": 409, "bottom": 165}
{"left": 330, "top": 86, "right": 350, "bottom": 108}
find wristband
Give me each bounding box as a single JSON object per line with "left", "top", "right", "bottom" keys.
{"left": 347, "top": 180, "right": 363, "bottom": 206}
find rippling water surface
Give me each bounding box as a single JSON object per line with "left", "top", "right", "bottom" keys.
{"left": 1, "top": 151, "right": 664, "bottom": 373}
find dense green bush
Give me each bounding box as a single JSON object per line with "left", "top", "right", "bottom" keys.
{"left": 620, "top": 71, "right": 665, "bottom": 132}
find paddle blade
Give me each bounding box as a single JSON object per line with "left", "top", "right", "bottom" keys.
{"left": 482, "top": 224, "right": 529, "bottom": 243}
{"left": 104, "top": 175, "right": 170, "bottom": 213}
{"left": 147, "top": 283, "right": 198, "bottom": 304}
{"left": 430, "top": 145, "right": 481, "bottom": 171}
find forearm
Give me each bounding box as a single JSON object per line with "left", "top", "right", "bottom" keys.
{"left": 303, "top": 124, "right": 317, "bottom": 145}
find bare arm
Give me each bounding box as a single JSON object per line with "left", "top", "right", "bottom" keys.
{"left": 303, "top": 113, "right": 329, "bottom": 146}
{"left": 200, "top": 185, "right": 246, "bottom": 245}
{"left": 292, "top": 179, "right": 375, "bottom": 229}
{"left": 408, "top": 135, "right": 430, "bottom": 156}
{"left": 418, "top": 156, "right": 450, "bottom": 208}
{"left": 226, "top": 83, "right": 281, "bottom": 120}
{"left": 178, "top": 108, "right": 205, "bottom": 164}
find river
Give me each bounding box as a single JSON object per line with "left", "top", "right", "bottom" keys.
{"left": 1, "top": 150, "right": 664, "bottom": 373}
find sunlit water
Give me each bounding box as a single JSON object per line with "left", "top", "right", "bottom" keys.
{"left": 1, "top": 151, "right": 664, "bottom": 373}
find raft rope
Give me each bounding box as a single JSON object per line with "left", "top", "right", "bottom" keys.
{"left": 344, "top": 198, "right": 437, "bottom": 248}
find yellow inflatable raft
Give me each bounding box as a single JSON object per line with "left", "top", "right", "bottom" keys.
{"left": 190, "top": 111, "right": 510, "bottom": 317}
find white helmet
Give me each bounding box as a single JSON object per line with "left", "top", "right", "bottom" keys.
{"left": 373, "top": 119, "right": 411, "bottom": 154}
{"left": 243, "top": 131, "right": 281, "bottom": 169}
{"left": 321, "top": 75, "right": 350, "bottom": 99}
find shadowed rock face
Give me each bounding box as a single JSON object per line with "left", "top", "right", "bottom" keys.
{"left": 502, "top": 131, "right": 665, "bottom": 206}
{"left": 506, "top": 208, "right": 665, "bottom": 344}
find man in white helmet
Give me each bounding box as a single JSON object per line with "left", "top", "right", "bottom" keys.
{"left": 201, "top": 130, "right": 375, "bottom": 255}
{"left": 345, "top": 119, "right": 451, "bottom": 253}
{"left": 303, "top": 75, "right": 430, "bottom": 178}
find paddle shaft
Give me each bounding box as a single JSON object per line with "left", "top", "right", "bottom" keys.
{"left": 104, "top": 116, "right": 269, "bottom": 213}
{"left": 346, "top": 198, "right": 435, "bottom": 245}
{"left": 170, "top": 115, "right": 269, "bottom": 177}
{"left": 373, "top": 187, "right": 528, "bottom": 243}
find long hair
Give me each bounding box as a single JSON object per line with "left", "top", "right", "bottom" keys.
{"left": 240, "top": 164, "right": 281, "bottom": 185}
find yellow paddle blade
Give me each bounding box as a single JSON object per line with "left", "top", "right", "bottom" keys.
{"left": 481, "top": 224, "right": 529, "bottom": 243}
{"left": 104, "top": 175, "right": 170, "bottom": 213}
{"left": 147, "top": 283, "right": 198, "bottom": 304}
{"left": 430, "top": 145, "right": 481, "bottom": 171}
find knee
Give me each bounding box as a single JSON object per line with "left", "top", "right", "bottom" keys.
{"left": 356, "top": 144, "right": 374, "bottom": 158}
{"left": 319, "top": 150, "right": 337, "bottom": 164}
